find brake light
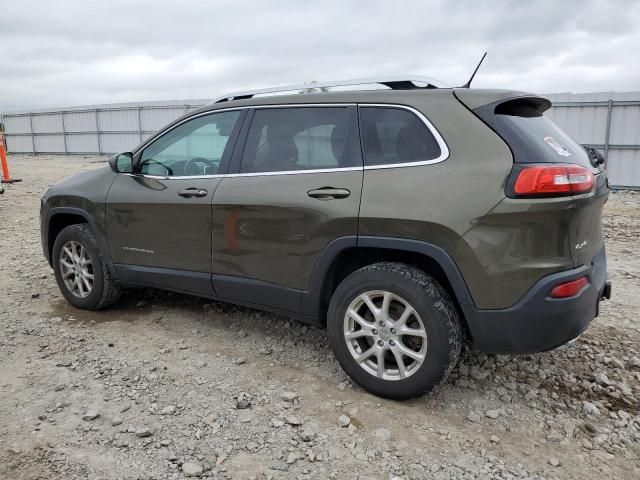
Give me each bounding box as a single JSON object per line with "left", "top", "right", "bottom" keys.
{"left": 511, "top": 164, "right": 594, "bottom": 197}
{"left": 549, "top": 276, "right": 589, "bottom": 298}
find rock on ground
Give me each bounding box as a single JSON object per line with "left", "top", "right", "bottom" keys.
{"left": 0, "top": 156, "right": 639, "bottom": 480}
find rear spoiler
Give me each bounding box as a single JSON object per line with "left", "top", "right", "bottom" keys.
{"left": 453, "top": 88, "right": 551, "bottom": 113}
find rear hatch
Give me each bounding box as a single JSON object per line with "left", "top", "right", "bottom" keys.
{"left": 455, "top": 90, "right": 609, "bottom": 268}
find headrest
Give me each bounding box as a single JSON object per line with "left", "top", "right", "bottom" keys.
{"left": 265, "top": 125, "right": 299, "bottom": 168}
{"left": 331, "top": 125, "right": 347, "bottom": 161}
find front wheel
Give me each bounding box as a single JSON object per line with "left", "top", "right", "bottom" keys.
{"left": 327, "top": 262, "right": 461, "bottom": 400}
{"left": 52, "top": 224, "right": 121, "bottom": 310}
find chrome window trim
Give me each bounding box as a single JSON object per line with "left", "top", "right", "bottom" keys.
{"left": 128, "top": 102, "right": 449, "bottom": 180}
{"left": 123, "top": 173, "right": 225, "bottom": 180}
{"left": 225, "top": 166, "right": 363, "bottom": 178}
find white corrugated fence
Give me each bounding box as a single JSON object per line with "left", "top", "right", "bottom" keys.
{"left": 1, "top": 100, "right": 208, "bottom": 156}
{"left": 545, "top": 92, "right": 640, "bottom": 189}
{"left": 2, "top": 91, "right": 639, "bottom": 188}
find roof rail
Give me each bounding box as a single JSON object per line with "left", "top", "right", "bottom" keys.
{"left": 210, "top": 75, "right": 448, "bottom": 104}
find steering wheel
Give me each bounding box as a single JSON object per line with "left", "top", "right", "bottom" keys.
{"left": 184, "top": 157, "right": 218, "bottom": 175}
{"left": 139, "top": 158, "right": 173, "bottom": 176}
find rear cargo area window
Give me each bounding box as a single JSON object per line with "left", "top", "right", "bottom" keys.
{"left": 359, "top": 107, "right": 441, "bottom": 166}
{"left": 490, "top": 99, "right": 592, "bottom": 168}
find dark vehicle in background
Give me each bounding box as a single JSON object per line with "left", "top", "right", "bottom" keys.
{"left": 40, "top": 77, "right": 611, "bottom": 399}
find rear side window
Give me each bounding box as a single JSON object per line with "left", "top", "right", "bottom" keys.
{"left": 240, "top": 107, "right": 360, "bottom": 173}
{"left": 359, "top": 107, "right": 441, "bottom": 166}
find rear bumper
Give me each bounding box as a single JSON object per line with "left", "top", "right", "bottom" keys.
{"left": 463, "top": 246, "right": 608, "bottom": 354}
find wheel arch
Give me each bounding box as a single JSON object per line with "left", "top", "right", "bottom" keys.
{"left": 45, "top": 207, "right": 117, "bottom": 278}
{"left": 301, "top": 236, "right": 475, "bottom": 333}
{"left": 47, "top": 211, "right": 88, "bottom": 262}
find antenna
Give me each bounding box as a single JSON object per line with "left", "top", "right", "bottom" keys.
{"left": 460, "top": 52, "right": 487, "bottom": 88}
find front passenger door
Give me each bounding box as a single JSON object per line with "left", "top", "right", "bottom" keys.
{"left": 105, "top": 109, "right": 244, "bottom": 295}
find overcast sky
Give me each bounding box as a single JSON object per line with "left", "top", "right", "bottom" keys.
{"left": 1, "top": 0, "right": 639, "bottom": 112}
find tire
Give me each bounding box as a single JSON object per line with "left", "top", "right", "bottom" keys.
{"left": 52, "top": 224, "right": 121, "bottom": 310}
{"left": 327, "top": 262, "right": 461, "bottom": 400}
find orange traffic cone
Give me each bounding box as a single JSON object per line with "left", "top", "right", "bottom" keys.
{"left": 0, "top": 134, "right": 22, "bottom": 184}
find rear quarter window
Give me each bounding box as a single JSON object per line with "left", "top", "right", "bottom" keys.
{"left": 359, "top": 107, "right": 442, "bottom": 166}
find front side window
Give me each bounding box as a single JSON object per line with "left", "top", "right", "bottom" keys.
{"left": 359, "top": 107, "right": 441, "bottom": 166}
{"left": 139, "top": 110, "right": 241, "bottom": 176}
{"left": 240, "top": 107, "right": 359, "bottom": 173}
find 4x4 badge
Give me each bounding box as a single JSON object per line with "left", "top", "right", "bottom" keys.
{"left": 575, "top": 240, "right": 588, "bottom": 250}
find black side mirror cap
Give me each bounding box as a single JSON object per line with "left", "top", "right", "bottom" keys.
{"left": 109, "top": 152, "right": 134, "bottom": 173}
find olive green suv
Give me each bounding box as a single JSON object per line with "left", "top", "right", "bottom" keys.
{"left": 41, "top": 77, "right": 611, "bottom": 399}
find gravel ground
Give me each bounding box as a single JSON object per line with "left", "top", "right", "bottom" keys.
{"left": 1, "top": 154, "right": 639, "bottom": 480}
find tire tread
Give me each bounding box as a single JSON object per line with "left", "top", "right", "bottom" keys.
{"left": 54, "top": 224, "right": 120, "bottom": 310}
{"left": 361, "top": 262, "right": 462, "bottom": 391}
{"left": 327, "top": 261, "right": 462, "bottom": 399}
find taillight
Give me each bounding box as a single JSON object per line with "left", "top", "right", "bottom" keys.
{"left": 549, "top": 276, "right": 589, "bottom": 298}
{"left": 508, "top": 164, "right": 594, "bottom": 198}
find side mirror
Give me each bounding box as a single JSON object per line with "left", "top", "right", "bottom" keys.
{"left": 109, "top": 152, "right": 134, "bottom": 173}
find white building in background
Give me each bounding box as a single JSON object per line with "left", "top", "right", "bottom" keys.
{"left": 545, "top": 91, "right": 640, "bottom": 189}
{"left": 2, "top": 92, "right": 639, "bottom": 188}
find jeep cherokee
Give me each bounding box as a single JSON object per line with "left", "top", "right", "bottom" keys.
{"left": 41, "top": 77, "right": 611, "bottom": 399}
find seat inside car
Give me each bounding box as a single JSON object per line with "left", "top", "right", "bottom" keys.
{"left": 256, "top": 124, "right": 300, "bottom": 172}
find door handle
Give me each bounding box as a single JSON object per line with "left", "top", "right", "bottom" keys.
{"left": 178, "top": 188, "right": 208, "bottom": 198}
{"left": 307, "top": 187, "right": 351, "bottom": 200}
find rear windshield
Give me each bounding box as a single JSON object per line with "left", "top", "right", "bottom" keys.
{"left": 485, "top": 100, "right": 593, "bottom": 169}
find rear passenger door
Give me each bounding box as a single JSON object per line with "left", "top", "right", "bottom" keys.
{"left": 210, "top": 105, "right": 362, "bottom": 313}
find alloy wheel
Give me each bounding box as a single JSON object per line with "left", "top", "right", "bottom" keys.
{"left": 59, "top": 240, "right": 94, "bottom": 299}
{"left": 343, "top": 290, "right": 427, "bottom": 381}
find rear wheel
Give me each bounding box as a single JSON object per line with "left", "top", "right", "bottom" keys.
{"left": 52, "top": 224, "right": 121, "bottom": 310}
{"left": 327, "top": 262, "right": 461, "bottom": 400}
